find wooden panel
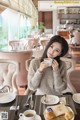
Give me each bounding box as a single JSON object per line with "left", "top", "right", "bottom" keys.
{"left": 38, "top": 11, "right": 53, "bottom": 29}
{"left": 38, "top": 11, "right": 44, "bottom": 23}
{"left": 44, "top": 11, "right": 52, "bottom": 29}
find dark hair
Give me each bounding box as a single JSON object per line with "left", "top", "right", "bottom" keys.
{"left": 40, "top": 35, "right": 69, "bottom": 66}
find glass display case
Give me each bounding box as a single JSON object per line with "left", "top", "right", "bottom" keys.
{"left": 58, "top": 7, "right": 80, "bottom": 28}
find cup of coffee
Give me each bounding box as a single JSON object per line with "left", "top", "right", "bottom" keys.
{"left": 19, "top": 109, "right": 36, "bottom": 120}
{"left": 44, "top": 58, "right": 53, "bottom": 66}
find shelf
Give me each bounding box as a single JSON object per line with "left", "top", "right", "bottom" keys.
{"left": 58, "top": 14, "right": 80, "bottom": 19}
{"left": 58, "top": 7, "right": 80, "bottom": 19}
{"left": 58, "top": 7, "right": 80, "bottom": 14}
{"left": 58, "top": 7, "right": 80, "bottom": 28}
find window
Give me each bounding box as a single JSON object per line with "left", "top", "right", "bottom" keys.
{"left": 0, "top": 8, "right": 32, "bottom": 50}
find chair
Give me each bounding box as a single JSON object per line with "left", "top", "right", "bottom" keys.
{"left": 24, "top": 58, "right": 35, "bottom": 95}
{"left": 60, "top": 57, "right": 76, "bottom": 94}
{"left": 24, "top": 57, "right": 77, "bottom": 95}
{"left": 39, "top": 37, "right": 49, "bottom": 50}
{"left": 0, "top": 59, "right": 19, "bottom": 94}
{"left": 0, "top": 51, "right": 33, "bottom": 87}
{"left": 9, "top": 40, "right": 28, "bottom": 51}
{"left": 27, "top": 38, "right": 39, "bottom": 50}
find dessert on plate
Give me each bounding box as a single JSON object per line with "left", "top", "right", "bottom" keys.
{"left": 44, "top": 104, "right": 74, "bottom": 120}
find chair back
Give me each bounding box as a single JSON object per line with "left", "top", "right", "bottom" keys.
{"left": 9, "top": 40, "right": 28, "bottom": 51}
{"left": 0, "top": 59, "right": 19, "bottom": 94}
{"left": 61, "top": 57, "right": 76, "bottom": 93}
{"left": 25, "top": 57, "right": 77, "bottom": 95}
{"left": 24, "top": 58, "right": 35, "bottom": 95}
{"left": 39, "top": 37, "right": 49, "bottom": 49}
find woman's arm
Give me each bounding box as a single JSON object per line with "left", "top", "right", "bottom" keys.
{"left": 53, "top": 61, "right": 67, "bottom": 93}
{"left": 28, "top": 59, "right": 43, "bottom": 91}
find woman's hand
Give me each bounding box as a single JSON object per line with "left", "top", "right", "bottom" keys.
{"left": 52, "top": 59, "right": 59, "bottom": 72}
{"left": 38, "top": 61, "right": 49, "bottom": 72}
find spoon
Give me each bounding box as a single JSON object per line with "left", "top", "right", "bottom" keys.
{"left": 44, "top": 94, "right": 48, "bottom": 103}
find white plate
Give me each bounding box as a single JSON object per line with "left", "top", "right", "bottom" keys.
{"left": 68, "top": 107, "right": 75, "bottom": 120}
{"left": 73, "top": 93, "right": 80, "bottom": 104}
{"left": 0, "top": 92, "right": 16, "bottom": 104}
{"left": 18, "top": 114, "right": 41, "bottom": 120}
{"left": 44, "top": 106, "right": 74, "bottom": 120}
{"left": 41, "top": 95, "right": 59, "bottom": 105}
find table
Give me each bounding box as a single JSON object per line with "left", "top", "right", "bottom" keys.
{"left": 69, "top": 44, "right": 80, "bottom": 51}
{"left": 0, "top": 51, "right": 32, "bottom": 86}
{"left": 0, "top": 95, "right": 80, "bottom": 120}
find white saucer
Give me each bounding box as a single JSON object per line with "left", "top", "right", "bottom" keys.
{"left": 67, "top": 107, "right": 75, "bottom": 120}
{"left": 41, "top": 95, "right": 59, "bottom": 105}
{"left": 18, "top": 114, "right": 41, "bottom": 120}
{"left": 0, "top": 92, "right": 16, "bottom": 104}
{"left": 73, "top": 93, "right": 80, "bottom": 104}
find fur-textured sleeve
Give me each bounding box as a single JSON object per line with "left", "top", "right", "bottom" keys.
{"left": 28, "top": 58, "right": 43, "bottom": 91}
{"left": 53, "top": 61, "right": 67, "bottom": 93}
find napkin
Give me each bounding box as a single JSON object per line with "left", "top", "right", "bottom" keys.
{"left": 10, "top": 106, "right": 19, "bottom": 110}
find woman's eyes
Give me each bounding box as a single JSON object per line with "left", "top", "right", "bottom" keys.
{"left": 50, "top": 46, "right": 60, "bottom": 53}
{"left": 56, "top": 50, "right": 60, "bottom": 53}
{"left": 50, "top": 45, "right": 53, "bottom": 48}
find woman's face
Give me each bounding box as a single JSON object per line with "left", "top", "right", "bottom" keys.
{"left": 47, "top": 42, "right": 62, "bottom": 58}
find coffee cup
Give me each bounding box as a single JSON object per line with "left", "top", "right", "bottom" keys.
{"left": 19, "top": 109, "right": 36, "bottom": 120}
{"left": 44, "top": 58, "right": 53, "bottom": 66}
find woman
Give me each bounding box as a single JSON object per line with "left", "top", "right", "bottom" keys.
{"left": 28, "top": 35, "right": 69, "bottom": 95}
